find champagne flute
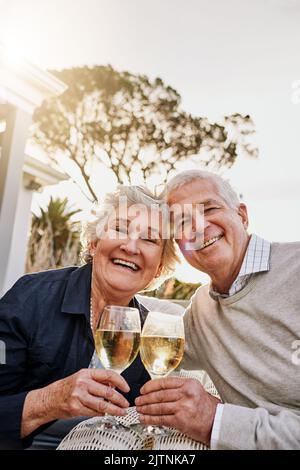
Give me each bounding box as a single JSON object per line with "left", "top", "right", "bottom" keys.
{"left": 133, "top": 311, "right": 185, "bottom": 436}
{"left": 92, "top": 305, "right": 141, "bottom": 432}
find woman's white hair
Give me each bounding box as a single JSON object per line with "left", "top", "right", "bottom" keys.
{"left": 166, "top": 169, "right": 240, "bottom": 208}
{"left": 81, "top": 185, "right": 179, "bottom": 291}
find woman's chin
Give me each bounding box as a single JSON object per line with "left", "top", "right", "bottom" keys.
{"left": 108, "top": 275, "right": 143, "bottom": 294}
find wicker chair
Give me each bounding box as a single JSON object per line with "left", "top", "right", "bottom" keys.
{"left": 57, "top": 370, "right": 219, "bottom": 451}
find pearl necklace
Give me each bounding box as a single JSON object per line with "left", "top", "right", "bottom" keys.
{"left": 90, "top": 297, "right": 94, "bottom": 332}
{"left": 89, "top": 298, "right": 97, "bottom": 369}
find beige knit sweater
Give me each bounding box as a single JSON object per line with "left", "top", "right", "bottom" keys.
{"left": 183, "top": 242, "right": 300, "bottom": 449}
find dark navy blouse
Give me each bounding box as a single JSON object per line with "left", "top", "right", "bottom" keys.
{"left": 0, "top": 264, "right": 150, "bottom": 449}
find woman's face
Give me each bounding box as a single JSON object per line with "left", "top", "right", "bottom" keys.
{"left": 91, "top": 204, "right": 164, "bottom": 299}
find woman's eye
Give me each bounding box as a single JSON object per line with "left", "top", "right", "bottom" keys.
{"left": 145, "top": 238, "right": 157, "bottom": 243}
{"left": 205, "top": 207, "right": 218, "bottom": 213}
{"left": 141, "top": 235, "right": 158, "bottom": 244}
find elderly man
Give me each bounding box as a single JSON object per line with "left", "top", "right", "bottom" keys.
{"left": 135, "top": 169, "right": 300, "bottom": 450}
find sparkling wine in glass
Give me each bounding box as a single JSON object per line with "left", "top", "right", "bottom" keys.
{"left": 134, "top": 311, "right": 185, "bottom": 436}
{"left": 93, "top": 305, "right": 141, "bottom": 432}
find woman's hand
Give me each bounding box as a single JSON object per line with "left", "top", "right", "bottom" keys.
{"left": 21, "top": 369, "right": 130, "bottom": 438}
{"left": 49, "top": 368, "right": 130, "bottom": 419}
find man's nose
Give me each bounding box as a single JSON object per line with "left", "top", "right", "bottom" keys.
{"left": 191, "top": 213, "right": 209, "bottom": 236}
{"left": 202, "top": 216, "right": 210, "bottom": 231}
{"left": 120, "top": 237, "right": 141, "bottom": 254}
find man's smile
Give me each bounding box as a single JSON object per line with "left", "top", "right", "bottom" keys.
{"left": 198, "top": 234, "right": 223, "bottom": 251}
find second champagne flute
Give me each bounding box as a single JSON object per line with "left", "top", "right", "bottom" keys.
{"left": 133, "top": 311, "right": 185, "bottom": 436}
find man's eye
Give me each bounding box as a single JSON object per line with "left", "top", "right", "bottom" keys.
{"left": 205, "top": 207, "right": 218, "bottom": 213}
{"left": 173, "top": 220, "right": 189, "bottom": 236}
{"left": 115, "top": 225, "right": 127, "bottom": 233}
{"left": 178, "top": 218, "right": 192, "bottom": 227}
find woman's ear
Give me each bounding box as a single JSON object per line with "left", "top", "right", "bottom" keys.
{"left": 155, "top": 264, "right": 163, "bottom": 278}
{"left": 89, "top": 240, "right": 98, "bottom": 257}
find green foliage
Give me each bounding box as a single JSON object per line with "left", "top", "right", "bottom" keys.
{"left": 144, "top": 277, "right": 201, "bottom": 300}
{"left": 26, "top": 197, "right": 81, "bottom": 272}
{"left": 32, "top": 65, "right": 257, "bottom": 202}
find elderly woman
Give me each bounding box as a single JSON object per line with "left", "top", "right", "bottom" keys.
{"left": 0, "top": 185, "right": 178, "bottom": 449}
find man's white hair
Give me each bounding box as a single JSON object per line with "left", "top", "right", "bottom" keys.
{"left": 166, "top": 169, "right": 240, "bottom": 208}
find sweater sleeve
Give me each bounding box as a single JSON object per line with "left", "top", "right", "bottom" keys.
{"left": 216, "top": 403, "right": 300, "bottom": 449}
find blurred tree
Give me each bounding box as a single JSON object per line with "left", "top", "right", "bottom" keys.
{"left": 144, "top": 277, "right": 201, "bottom": 300}
{"left": 26, "top": 197, "right": 81, "bottom": 272}
{"left": 32, "top": 66, "right": 257, "bottom": 203}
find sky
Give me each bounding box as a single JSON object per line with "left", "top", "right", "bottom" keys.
{"left": 1, "top": 0, "right": 300, "bottom": 283}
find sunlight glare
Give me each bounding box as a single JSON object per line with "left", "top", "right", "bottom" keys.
{"left": 1, "top": 26, "right": 35, "bottom": 69}
{"left": 1, "top": 42, "right": 24, "bottom": 69}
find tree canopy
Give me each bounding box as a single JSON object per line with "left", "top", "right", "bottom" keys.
{"left": 32, "top": 65, "right": 257, "bottom": 202}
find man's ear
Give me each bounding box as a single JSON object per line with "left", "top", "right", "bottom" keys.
{"left": 238, "top": 203, "right": 249, "bottom": 229}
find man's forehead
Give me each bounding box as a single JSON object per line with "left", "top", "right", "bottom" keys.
{"left": 172, "top": 198, "right": 222, "bottom": 207}
{"left": 168, "top": 179, "right": 221, "bottom": 204}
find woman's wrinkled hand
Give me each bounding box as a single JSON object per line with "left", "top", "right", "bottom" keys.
{"left": 21, "top": 369, "right": 130, "bottom": 438}
{"left": 45, "top": 368, "right": 130, "bottom": 419}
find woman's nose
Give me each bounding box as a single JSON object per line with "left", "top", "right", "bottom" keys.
{"left": 120, "top": 237, "right": 141, "bottom": 254}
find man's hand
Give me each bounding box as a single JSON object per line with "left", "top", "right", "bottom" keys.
{"left": 135, "top": 377, "right": 221, "bottom": 446}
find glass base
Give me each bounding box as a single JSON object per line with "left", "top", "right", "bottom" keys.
{"left": 85, "top": 415, "right": 130, "bottom": 432}
{"left": 130, "top": 423, "right": 170, "bottom": 436}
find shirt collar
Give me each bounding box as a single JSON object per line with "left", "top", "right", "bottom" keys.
{"left": 61, "top": 262, "right": 148, "bottom": 324}
{"left": 61, "top": 263, "right": 92, "bottom": 317}
{"left": 238, "top": 234, "right": 270, "bottom": 276}
{"left": 209, "top": 234, "right": 271, "bottom": 298}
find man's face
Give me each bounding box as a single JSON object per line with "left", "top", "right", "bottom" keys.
{"left": 168, "top": 179, "right": 249, "bottom": 279}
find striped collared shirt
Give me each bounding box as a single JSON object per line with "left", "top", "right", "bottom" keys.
{"left": 210, "top": 234, "right": 271, "bottom": 299}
